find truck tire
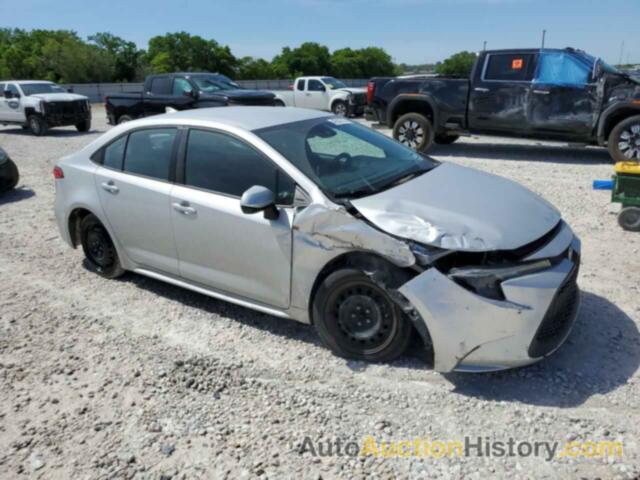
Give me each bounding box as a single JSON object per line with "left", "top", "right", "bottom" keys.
{"left": 393, "top": 113, "right": 435, "bottom": 152}
{"left": 117, "top": 115, "right": 134, "bottom": 125}
{"left": 331, "top": 100, "right": 348, "bottom": 117}
{"left": 28, "top": 115, "right": 47, "bottom": 136}
{"left": 618, "top": 207, "right": 640, "bottom": 232}
{"left": 76, "top": 120, "right": 91, "bottom": 132}
{"left": 0, "top": 158, "right": 19, "bottom": 193}
{"left": 274, "top": 100, "right": 286, "bottom": 107}
{"left": 435, "top": 134, "right": 460, "bottom": 145}
{"left": 608, "top": 115, "right": 640, "bottom": 162}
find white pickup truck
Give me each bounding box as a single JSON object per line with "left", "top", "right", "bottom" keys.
{"left": 271, "top": 76, "right": 367, "bottom": 116}
{"left": 0, "top": 81, "right": 91, "bottom": 136}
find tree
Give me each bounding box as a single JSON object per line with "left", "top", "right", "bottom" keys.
{"left": 236, "top": 57, "right": 276, "bottom": 80}
{"left": 272, "top": 42, "right": 331, "bottom": 78}
{"left": 89, "top": 32, "right": 143, "bottom": 81}
{"left": 146, "top": 32, "right": 237, "bottom": 76}
{"left": 330, "top": 48, "right": 361, "bottom": 78}
{"left": 435, "top": 51, "right": 477, "bottom": 77}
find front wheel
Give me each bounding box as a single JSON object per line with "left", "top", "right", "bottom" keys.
{"left": 80, "top": 214, "right": 125, "bottom": 279}
{"left": 331, "top": 100, "right": 348, "bottom": 117}
{"left": 618, "top": 207, "right": 640, "bottom": 232}
{"left": 393, "top": 113, "right": 434, "bottom": 152}
{"left": 75, "top": 120, "right": 91, "bottom": 132}
{"left": 608, "top": 115, "right": 640, "bottom": 162}
{"left": 274, "top": 100, "right": 286, "bottom": 107}
{"left": 312, "top": 269, "right": 412, "bottom": 362}
{"left": 28, "top": 115, "right": 47, "bottom": 136}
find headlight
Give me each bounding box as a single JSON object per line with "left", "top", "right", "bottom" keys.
{"left": 449, "top": 259, "right": 552, "bottom": 300}
{"left": 409, "top": 242, "right": 452, "bottom": 266}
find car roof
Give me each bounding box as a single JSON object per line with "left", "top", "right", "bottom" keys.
{"left": 149, "top": 106, "right": 331, "bottom": 131}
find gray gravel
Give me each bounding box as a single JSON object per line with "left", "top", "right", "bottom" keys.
{"left": 1, "top": 108, "right": 639, "bottom": 479}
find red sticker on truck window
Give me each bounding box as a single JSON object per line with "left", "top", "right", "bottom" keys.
{"left": 512, "top": 59, "right": 523, "bottom": 69}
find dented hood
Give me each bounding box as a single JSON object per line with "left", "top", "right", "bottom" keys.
{"left": 351, "top": 162, "right": 560, "bottom": 251}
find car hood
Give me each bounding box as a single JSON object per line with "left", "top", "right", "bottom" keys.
{"left": 350, "top": 162, "right": 560, "bottom": 251}
{"left": 338, "top": 87, "right": 366, "bottom": 94}
{"left": 30, "top": 93, "right": 88, "bottom": 102}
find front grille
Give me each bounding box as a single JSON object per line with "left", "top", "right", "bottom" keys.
{"left": 528, "top": 260, "right": 580, "bottom": 358}
{"left": 350, "top": 92, "right": 367, "bottom": 106}
{"left": 44, "top": 100, "right": 88, "bottom": 116}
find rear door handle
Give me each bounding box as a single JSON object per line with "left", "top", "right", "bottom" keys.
{"left": 172, "top": 201, "right": 197, "bottom": 216}
{"left": 533, "top": 90, "right": 550, "bottom": 95}
{"left": 474, "top": 87, "right": 489, "bottom": 93}
{"left": 101, "top": 181, "right": 119, "bottom": 194}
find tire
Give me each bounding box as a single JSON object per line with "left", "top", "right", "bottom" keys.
{"left": 80, "top": 214, "right": 125, "bottom": 279}
{"left": 274, "top": 100, "right": 286, "bottom": 107}
{"left": 331, "top": 100, "right": 348, "bottom": 117}
{"left": 618, "top": 207, "right": 640, "bottom": 232}
{"left": 312, "top": 269, "right": 412, "bottom": 363}
{"left": 393, "top": 113, "right": 435, "bottom": 152}
{"left": 608, "top": 115, "right": 640, "bottom": 162}
{"left": 0, "top": 158, "right": 19, "bottom": 193}
{"left": 75, "top": 119, "right": 91, "bottom": 132}
{"left": 117, "top": 115, "right": 134, "bottom": 125}
{"left": 434, "top": 134, "right": 460, "bottom": 145}
{"left": 28, "top": 115, "right": 47, "bottom": 136}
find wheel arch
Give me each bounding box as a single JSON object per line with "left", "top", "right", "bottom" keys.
{"left": 329, "top": 95, "right": 348, "bottom": 111}
{"left": 387, "top": 94, "right": 439, "bottom": 128}
{"left": 597, "top": 103, "right": 640, "bottom": 144}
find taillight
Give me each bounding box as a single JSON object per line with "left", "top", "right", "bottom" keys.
{"left": 53, "top": 166, "right": 64, "bottom": 179}
{"left": 367, "top": 81, "right": 375, "bottom": 104}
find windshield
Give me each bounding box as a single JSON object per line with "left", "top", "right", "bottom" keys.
{"left": 321, "top": 77, "right": 347, "bottom": 90}
{"left": 256, "top": 117, "right": 438, "bottom": 199}
{"left": 573, "top": 51, "right": 621, "bottom": 75}
{"left": 20, "top": 83, "right": 66, "bottom": 96}
{"left": 191, "top": 76, "right": 235, "bottom": 93}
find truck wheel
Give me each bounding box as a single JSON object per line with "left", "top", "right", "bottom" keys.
{"left": 608, "top": 115, "right": 640, "bottom": 162}
{"left": 312, "top": 269, "right": 412, "bottom": 363}
{"left": 75, "top": 120, "right": 91, "bottom": 132}
{"left": 117, "top": 115, "right": 134, "bottom": 125}
{"left": 393, "top": 113, "right": 435, "bottom": 152}
{"left": 618, "top": 207, "right": 640, "bottom": 232}
{"left": 28, "top": 115, "right": 47, "bottom": 136}
{"left": 435, "top": 134, "right": 460, "bottom": 145}
{"left": 274, "top": 100, "right": 285, "bottom": 107}
{"left": 331, "top": 100, "right": 348, "bottom": 117}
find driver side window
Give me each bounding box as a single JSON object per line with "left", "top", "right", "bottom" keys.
{"left": 535, "top": 52, "right": 590, "bottom": 87}
{"left": 172, "top": 78, "right": 193, "bottom": 96}
{"left": 307, "top": 80, "right": 325, "bottom": 92}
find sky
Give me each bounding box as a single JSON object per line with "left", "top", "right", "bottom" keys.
{"left": 1, "top": 0, "right": 639, "bottom": 65}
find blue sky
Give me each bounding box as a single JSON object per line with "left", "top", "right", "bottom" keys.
{"left": 2, "top": 0, "right": 639, "bottom": 64}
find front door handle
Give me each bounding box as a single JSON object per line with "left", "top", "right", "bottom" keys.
{"left": 101, "top": 181, "right": 119, "bottom": 194}
{"left": 533, "top": 89, "right": 551, "bottom": 95}
{"left": 172, "top": 201, "right": 197, "bottom": 216}
{"left": 474, "top": 87, "right": 490, "bottom": 93}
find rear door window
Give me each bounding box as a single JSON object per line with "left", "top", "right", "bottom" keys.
{"left": 123, "top": 128, "right": 177, "bottom": 180}
{"left": 149, "top": 76, "right": 172, "bottom": 95}
{"left": 484, "top": 53, "right": 536, "bottom": 82}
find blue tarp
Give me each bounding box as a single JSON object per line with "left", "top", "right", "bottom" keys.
{"left": 535, "top": 52, "right": 591, "bottom": 87}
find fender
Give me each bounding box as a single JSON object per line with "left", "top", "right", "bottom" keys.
{"left": 328, "top": 92, "right": 350, "bottom": 111}
{"left": 596, "top": 101, "right": 640, "bottom": 145}
{"left": 387, "top": 94, "right": 440, "bottom": 129}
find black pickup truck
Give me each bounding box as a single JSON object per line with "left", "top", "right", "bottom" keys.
{"left": 366, "top": 48, "right": 640, "bottom": 162}
{"left": 105, "top": 72, "right": 276, "bottom": 125}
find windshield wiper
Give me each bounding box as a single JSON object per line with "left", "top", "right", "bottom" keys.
{"left": 382, "top": 169, "right": 428, "bottom": 190}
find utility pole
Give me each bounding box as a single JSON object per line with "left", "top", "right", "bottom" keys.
{"left": 541, "top": 29, "right": 546, "bottom": 49}
{"left": 618, "top": 40, "right": 625, "bottom": 66}
{"left": 482, "top": 40, "right": 487, "bottom": 51}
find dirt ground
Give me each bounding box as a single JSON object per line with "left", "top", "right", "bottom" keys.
{"left": 1, "top": 107, "right": 639, "bottom": 479}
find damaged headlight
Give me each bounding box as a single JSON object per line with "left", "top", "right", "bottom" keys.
{"left": 409, "top": 242, "right": 452, "bottom": 266}
{"left": 449, "top": 259, "right": 552, "bottom": 300}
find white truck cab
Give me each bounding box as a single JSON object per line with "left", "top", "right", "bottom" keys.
{"left": 0, "top": 81, "right": 91, "bottom": 135}
{"left": 271, "top": 76, "right": 367, "bottom": 116}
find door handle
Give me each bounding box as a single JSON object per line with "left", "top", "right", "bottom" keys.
{"left": 101, "top": 181, "right": 119, "bottom": 194}
{"left": 474, "top": 87, "right": 489, "bottom": 93}
{"left": 533, "top": 90, "right": 550, "bottom": 95}
{"left": 305, "top": 93, "right": 311, "bottom": 96}
{"left": 172, "top": 201, "right": 197, "bottom": 216}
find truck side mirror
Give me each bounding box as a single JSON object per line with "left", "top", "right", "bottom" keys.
{"left": 240, "top": 185, "right": 279, "bottom": 220}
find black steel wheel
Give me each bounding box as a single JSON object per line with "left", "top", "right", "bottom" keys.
{"left": 393, "top": 113, "right": 434, "bottom": 152}
{"left": 608, "top": 115, "right": 640, "bottom": 162}
{"left": 0, "top": 158, "right": 19, "bottom": 193}
{"left": 313, "top": 269, "right": 412, "bottom": 362}
{"left": 80, "top": 214, "right": 125, "bottom": 278}
{"left": 618, "top": 207, "right": 640, "bottom": 232}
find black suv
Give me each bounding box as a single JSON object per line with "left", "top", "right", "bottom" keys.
{"left": 366, "top": 48, "right": 640, "bottom": 162}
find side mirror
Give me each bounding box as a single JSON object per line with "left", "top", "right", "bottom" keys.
{"left": 4, "top": 90, "right": 13, "bottom": 99}
{"left": 318, "top": 85, "right": 326, "bottom": 92}
{"left": 240, "top": 185, "right": 279, "bottom": 220}
{"left": 67, "top": 87, "right": 74, "bottom": 93}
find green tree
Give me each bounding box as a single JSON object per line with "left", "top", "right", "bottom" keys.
{"left": 89, "top": 32, "right": 143, "bottom": 81}
{"left": 236, "top": 57, "right": 276, "bottom": 80}
{"left": 330, "top": 48, "right": 361, "bottom": 78}
{"left": 435, "top": 51, "right": 477, "bottom": 77}
{"left": 271, "top": 42, "right": 331, "bottom": 78}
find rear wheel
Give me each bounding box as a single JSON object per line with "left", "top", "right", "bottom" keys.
{"left": 331, "top": 100, "right": 348, "bottom": 117}
{"left": 75, "top": 119, "right": 91, "bottom": 132}
{"left": 393, "top": 113, "right": 434, "bottom": 152}
{"left": 618, "top": 207, "right": 640, "bottom": 232}
{"left": 80, "top": 214, "right": 125, "bottom": 279}
{"left": 117, "top": 115, "right": 134, "bottom": 125}
{"left": 435, "top": 134, "right": 460, "bottom": 145}
{"left": 0, "top": 158, "right": 19, "bottom": 193}
{"left": 274, "top": 100, "right": 286, "bottom": 107}
{"left": 28, "top": 115, "right": 47, "bottom": 136}
{"left": 312, "top": 269, "right": 412, "bottom": 362}
{"left": 608, "top": 115, "right": 640, "bottom": 162}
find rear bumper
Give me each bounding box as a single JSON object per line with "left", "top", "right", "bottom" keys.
{"left": 399, "top": 232, "right": 581, "bottom": 373}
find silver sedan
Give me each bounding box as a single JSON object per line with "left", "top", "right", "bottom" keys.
{"left": 54, "top": 107, "right": 580, "bottom": 372}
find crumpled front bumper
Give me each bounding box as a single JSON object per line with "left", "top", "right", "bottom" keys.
{"left": 399, "top": 227, "right": 581, "bottom": 373}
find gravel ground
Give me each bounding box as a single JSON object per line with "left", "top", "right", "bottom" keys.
{"left": 1, "top": 107, "right": 639, "bottom": 480}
